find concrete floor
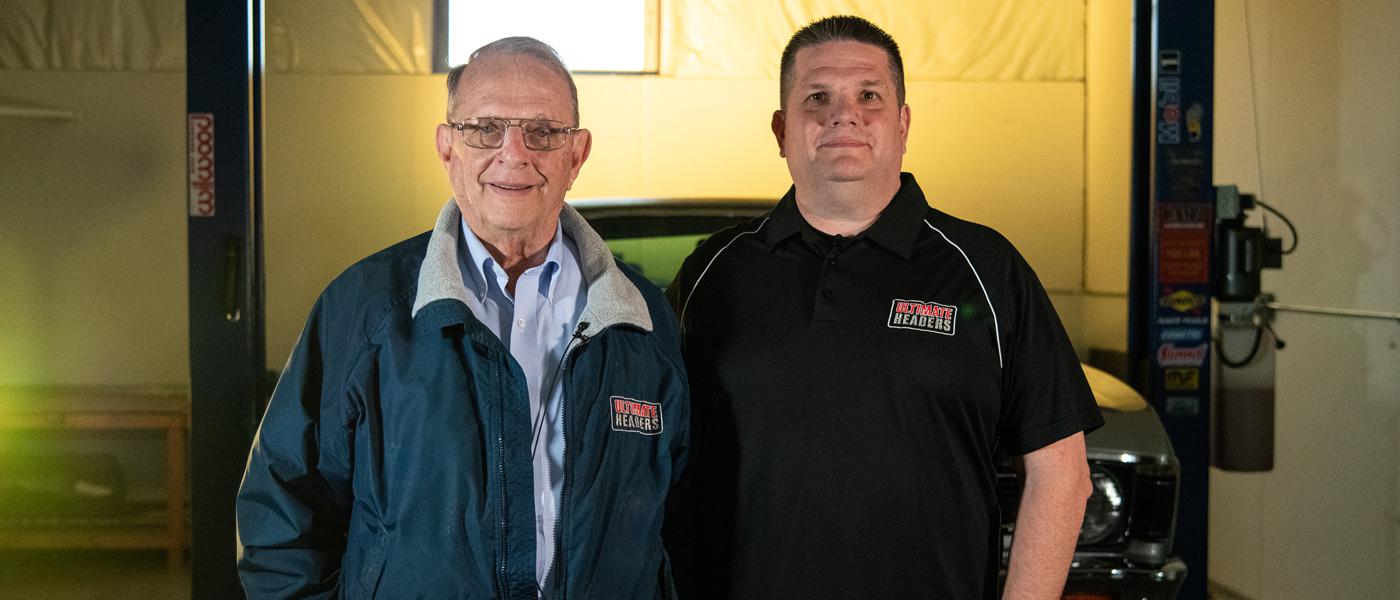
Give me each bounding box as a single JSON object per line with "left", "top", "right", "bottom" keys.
{"left": 0, "top": 549, "right": 1254, "bottom": 599}
{"left": 0, "top": 550, "right": 189, "bottom": 600}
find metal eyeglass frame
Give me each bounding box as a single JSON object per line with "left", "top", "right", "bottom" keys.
{"left": 445, "top": 117, "right": 582, "bottom": 151}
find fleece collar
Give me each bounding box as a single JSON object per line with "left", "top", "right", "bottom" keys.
{"left": 412, "top": 199, "right": 653, "bottom": 337}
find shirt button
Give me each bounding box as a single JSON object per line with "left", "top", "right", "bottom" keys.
{"left": 828, "top": 256, "right": 838, "bottom": 265}
{"left": 516, "top": 318, "right": 527, "bottom": 329}
{"left": 821, "top": 289, "right": 833, "bottom": 298}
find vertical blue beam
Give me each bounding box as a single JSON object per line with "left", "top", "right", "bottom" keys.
{"left": 1136, "top": 2, "right": 1215, "bottom": 599}
{"left": 186, "top": 1, "right": 266, "bottom": 596}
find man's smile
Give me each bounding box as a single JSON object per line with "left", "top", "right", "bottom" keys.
{"left": 488, "top": 181, "right": 538, "bottom": 196}
{"left": 818, "top": 137, "right": 868, "bottom": 149}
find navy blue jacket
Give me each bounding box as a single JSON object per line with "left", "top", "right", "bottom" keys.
{"left": 237, "top": 201, "right": 690, "bottom": 599}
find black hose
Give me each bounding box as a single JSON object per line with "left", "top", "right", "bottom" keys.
{"left": 1215, "top": 328, "right": 1263, "bottom": 368}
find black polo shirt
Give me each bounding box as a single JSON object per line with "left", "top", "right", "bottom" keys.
{"left": 664, "top": 173, "right": 1102, "bottom": 600}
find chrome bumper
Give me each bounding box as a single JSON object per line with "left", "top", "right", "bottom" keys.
{"left": 1063, "top": 557, "right": 1187, "bottom": 600}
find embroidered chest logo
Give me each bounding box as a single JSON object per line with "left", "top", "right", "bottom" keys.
{"left": 610, "top": 396, "right": 663, "bottom": 435}
{"left": 888, "top": 298, "right": 957, "bottom": 335}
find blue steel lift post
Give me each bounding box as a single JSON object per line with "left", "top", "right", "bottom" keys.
{"left": 1131, "top": 3, "right": 1213, "bottom": 600}
{"left": 186, "top": 1, "right": 266, "bottom": 596}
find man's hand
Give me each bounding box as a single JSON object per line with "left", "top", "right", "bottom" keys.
{"left": 1002, "top": 432, "right": 1092, "bottom": 600}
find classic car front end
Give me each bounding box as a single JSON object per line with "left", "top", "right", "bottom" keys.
{"left": 998, "top": 385, "right": 1186, "bottom": 600}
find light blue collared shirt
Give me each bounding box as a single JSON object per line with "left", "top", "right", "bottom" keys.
{"left": 459, "top": 218, "right": 586, "bottom": 595}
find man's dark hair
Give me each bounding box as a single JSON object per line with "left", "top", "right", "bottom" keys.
{"left": 779, "top": 15, "right": 905, "bottom": 108}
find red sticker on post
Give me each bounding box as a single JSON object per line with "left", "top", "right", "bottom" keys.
{"left": 188, "top": 113, "right": 215, "bottom": 217}
{"left": 1157, "top": 205, "right": 1211, "bottom": 283}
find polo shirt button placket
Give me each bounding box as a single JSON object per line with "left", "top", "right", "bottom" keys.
{"left": 815, "top": 240, "right": 843, "bottom": 320}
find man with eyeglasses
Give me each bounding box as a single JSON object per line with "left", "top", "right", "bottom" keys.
{"left": 237, "top": 37, "right": 689, "bottom": 599}
{"left": 665, "top": 16, "right": 1102, "bottom": 600}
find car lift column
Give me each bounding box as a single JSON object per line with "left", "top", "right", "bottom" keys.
{"left": 1130, "top": 3, "right": 1214, "bottom": 600}
{"left": 186, "top": 1, "right": 267, "bottom": 596}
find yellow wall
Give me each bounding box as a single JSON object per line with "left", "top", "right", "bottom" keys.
{"left": 1064, "top": 0, "right": 1134, "bottom": 356}
{"left": 0, "top": 71, "right": 187, "bottom": 385}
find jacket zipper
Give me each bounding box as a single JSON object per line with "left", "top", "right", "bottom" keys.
{"left": 550, "top": 321, "right": 591, "bottom": 600}
{"left": 496, "top": 358, "right": 510, "bottom": 598}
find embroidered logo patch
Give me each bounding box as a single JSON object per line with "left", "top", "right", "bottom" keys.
{"left": 888, "top": 299, "right": 957, "bottom": 335}
{"left": 610, "top": 396, "right": 663, "bottom": 435}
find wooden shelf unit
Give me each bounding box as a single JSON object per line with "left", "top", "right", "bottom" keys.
{"left": 0, "top": 386, "right": 189, "bottom": 568}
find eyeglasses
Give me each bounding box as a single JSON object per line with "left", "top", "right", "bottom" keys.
{"left": 446, "top": 117, "right": 580, "bottom": 151}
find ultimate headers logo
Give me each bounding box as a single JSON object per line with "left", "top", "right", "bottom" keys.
{"left": 888, "top": 298, "right": 957, "bottom": 335}
{"left": 610, "top": 396, "right": 663, "bottom": 435}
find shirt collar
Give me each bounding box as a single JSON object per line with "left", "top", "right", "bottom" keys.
{"left": 762, "top": 172, "right": 928, "bottom": 259}
{"left": 458, "top": 218, "right": 566, "bottom": 302}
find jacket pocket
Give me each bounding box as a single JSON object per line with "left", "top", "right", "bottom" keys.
{"left": 352, "top": 533, "right": 388, "bottom": 599}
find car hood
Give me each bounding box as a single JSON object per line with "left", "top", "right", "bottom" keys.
{"left": 1086, "top": 406, "right": 1177, "bottom": 466}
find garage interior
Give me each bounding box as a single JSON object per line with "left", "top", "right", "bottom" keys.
{"left": 1, "top": 0, "right": 1397, "bottom": 598}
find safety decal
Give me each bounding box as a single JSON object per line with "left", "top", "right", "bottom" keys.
{"left": 887, "top": 299, "right": 956, "bottom": 336}
{"left": 610, "top": 396, "right": 663, "bottom": 435}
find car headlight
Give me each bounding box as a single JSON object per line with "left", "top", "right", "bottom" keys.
{"left": 1079, "top": 467, "right": 1125, "bottom": 545}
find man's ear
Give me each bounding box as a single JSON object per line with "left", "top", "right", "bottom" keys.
{"left": 435, "top": 123, "right": 455, "bottom": 167}
{"left": 899, "top": 103, "right": 911, "bottom": 154}
{"left": 565, "top": 128, "right": 593, "bottom": 191}
{"left": 771, "top": 110, "right": 787, "bottom": 158}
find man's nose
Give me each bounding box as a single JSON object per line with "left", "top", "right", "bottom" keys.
{"left": 828, "top": 96, "right": 859, "bottom": 127}
{"left": 496, "top": 125, "right": 532, "bottom": 163}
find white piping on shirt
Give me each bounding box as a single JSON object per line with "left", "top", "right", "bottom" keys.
{"left": 680, "top": 217, "right": 770, "bottom": 324}
{"left": 923, "top": 220, "right": 1004, "bottom": 368}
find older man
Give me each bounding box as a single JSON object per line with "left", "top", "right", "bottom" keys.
{"left": 666, "top": 16, "right": 1102, "bottom": 600}
{"left": 237, "top": 37, "right": 688, "bottom": 599}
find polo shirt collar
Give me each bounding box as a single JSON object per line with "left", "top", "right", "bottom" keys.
{"left": 761, "top": 172, "right": 928, "bottom": 259}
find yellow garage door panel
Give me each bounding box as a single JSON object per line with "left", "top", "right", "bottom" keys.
{"left": 907, "top": 81, "right": 1085, "bottom": 292}
{"left": 2, "top": 0, "right": 1084, "bottom": 80}
{"left": 262, "top": 74, "right": 450, "bottom": 367}
{"left": 1085, "top": 0, "right": 1133, "bottom": 295}
{"left": 574, "top": 77, "right": 793, "bottom": 199}
{"left": 665, "top": 0, "right": 1085, "bottom": 81}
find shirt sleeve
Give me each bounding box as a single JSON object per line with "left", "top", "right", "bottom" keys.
{"left": 995, "top": 252, "right": 1104, "bottom": 455}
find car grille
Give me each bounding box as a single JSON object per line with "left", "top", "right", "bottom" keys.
{"left": 1131, "top": 472, "right": 1177, "bottom": 542}
{"left": 996, "top": 471, "right": 1021, "bottom": 532}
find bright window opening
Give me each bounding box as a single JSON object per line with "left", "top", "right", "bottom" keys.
{"left": 440, "top": 0, "right": 658, "bottom": 73}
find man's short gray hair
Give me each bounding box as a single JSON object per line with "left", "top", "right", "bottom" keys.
{"left": 445, "top": 37, "right": 580, "bottom": 126}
